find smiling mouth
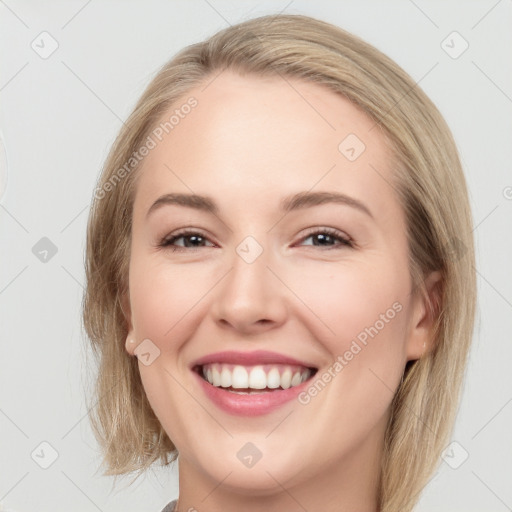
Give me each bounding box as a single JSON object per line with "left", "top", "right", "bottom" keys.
{"left": 193, "top": 363, "right": 318, "bottom": 394}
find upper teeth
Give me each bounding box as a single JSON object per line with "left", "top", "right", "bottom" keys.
{"left": 201, "top": 363, "right": 311, "bottom": 390}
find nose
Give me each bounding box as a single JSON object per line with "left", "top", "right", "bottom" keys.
{"left": 210, "top": 240, "right": 288, "bottom": 335}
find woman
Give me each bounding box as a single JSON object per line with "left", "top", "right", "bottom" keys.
{"left": 83, "top": 13, "right": 476, "bottom": 512}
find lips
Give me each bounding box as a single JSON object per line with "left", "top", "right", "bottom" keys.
{"left": 191, "top": 350, "right": 318, "bottom": 415}
{"left": 192, "top": 349, "right": 316, "bottom": 368}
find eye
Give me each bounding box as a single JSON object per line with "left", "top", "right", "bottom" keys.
{"left": 297, "top": 227, "right": 353, "bottom": 249}
{"left": 158, "top": 229, "right": 215, "bottom": 252}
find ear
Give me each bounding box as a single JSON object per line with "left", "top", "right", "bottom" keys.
{"left": 120, "top": 290, "right": 137, "bottom": 356}
{"left": 406, "top": 270, "right": 443, "bottom": 361}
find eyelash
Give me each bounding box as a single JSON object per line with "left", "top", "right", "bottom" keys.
{"left": 158, "top": 227, "right": 353, "bottom": 252}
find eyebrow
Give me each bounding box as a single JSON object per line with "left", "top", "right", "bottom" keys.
{"left": 146, "top": 191, "right": 373, "bottom": 219}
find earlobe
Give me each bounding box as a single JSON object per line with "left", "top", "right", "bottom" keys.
{"left": 406, "top": 270, "right": 443, "bottom": 361}
{"left": 125, "top": 336, "right": 137, "bottom": 355}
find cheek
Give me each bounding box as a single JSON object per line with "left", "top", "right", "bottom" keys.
{"left": 291, "top": 257, "right": 411, "bottom": 423}
{"left": 128, "top": 257, "right": 212, "bottom": 345}
{"left": 289, "top": 262, "right": 410, "bottom": 459}
{"left": 128, "top": 257, "right": 212, "bottom": 439}
{"left": 291, "top": 259, "right": 409, "bottom": 352}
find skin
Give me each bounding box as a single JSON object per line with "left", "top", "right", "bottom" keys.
{"left": 123, "top": 70, "right": 440, "bottom": 512}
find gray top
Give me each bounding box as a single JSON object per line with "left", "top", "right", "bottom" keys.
{"left": 160, "top": 499, "right": 177, "bottom": 512}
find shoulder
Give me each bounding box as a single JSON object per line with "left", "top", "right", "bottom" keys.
{"left": 160, "top": 499, "right": 177, "bottom": 512}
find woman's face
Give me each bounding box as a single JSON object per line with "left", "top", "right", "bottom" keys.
{"left": 125, "top": 70, "right": 433, "bottom": 501}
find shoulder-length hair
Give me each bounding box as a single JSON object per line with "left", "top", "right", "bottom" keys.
{"left": 82, "top": 13, "right": 476, "bottom": 512}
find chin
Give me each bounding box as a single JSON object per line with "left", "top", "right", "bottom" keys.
{"left": 186, "top": 440, "right": 308, "bottom": 494}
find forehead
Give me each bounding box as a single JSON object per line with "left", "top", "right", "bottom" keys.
{"left": 133, "top": 70, "right": 400, "bottom": 221}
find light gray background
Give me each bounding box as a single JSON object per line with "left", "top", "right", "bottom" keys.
{"left": 1, "top": 1, "right": 511, "bottom": 511}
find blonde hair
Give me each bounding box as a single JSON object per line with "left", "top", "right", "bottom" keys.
{"left": 82, "top": 13, "right": 476, "bottom": 512}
